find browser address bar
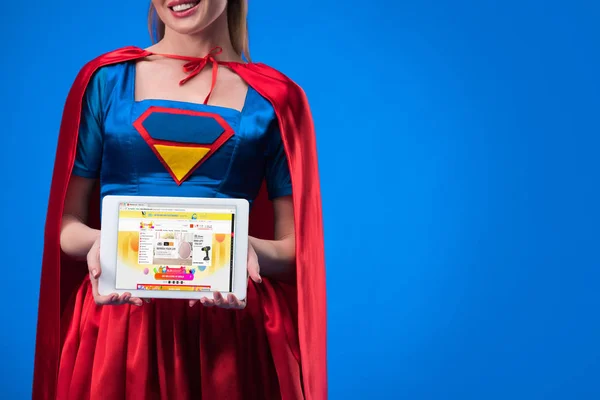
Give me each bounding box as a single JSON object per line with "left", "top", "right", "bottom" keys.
{"left": 123, "top": 205, "right": 235, "bottom": 213}
{"left": 151, "top": 208, "right": 234, "bottom": 213}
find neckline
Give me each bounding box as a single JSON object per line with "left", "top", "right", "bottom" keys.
{"left": 120, "top": 45, "right": 258, "bottom": 66}
{"left": 129, "top": 60, "right": 251, "bottom": 117}
{"left": 142, "top": 46, "right": 251, "bottom": 66}
{"left": 148, "top": 54, "right": 250, "bottom": 67}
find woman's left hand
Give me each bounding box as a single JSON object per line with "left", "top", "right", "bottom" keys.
{"left": 188, "top": 240, "right": 262, "bottom": 309}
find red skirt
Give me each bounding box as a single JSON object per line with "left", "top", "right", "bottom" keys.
{"left": 57, "top": 277, "right": 303, "bottom": 400}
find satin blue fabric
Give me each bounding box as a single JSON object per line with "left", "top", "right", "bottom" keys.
{"left": 73, "top": 62, "right": 292, "bottom": 205}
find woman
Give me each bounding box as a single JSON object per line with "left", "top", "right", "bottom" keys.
{"left": 32, "top": 1, "right": 327, "bottom": 399}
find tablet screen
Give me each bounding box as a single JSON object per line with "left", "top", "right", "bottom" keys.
{"left": 115, "top": 202, "right": 237, "bottom": 293}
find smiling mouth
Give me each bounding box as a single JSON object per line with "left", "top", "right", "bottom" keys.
{"left": 169, "top": 1, "right": 200, "bottom": 13}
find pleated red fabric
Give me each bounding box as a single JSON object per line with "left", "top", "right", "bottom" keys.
{"left": 56, "top": 277, "right": 302, "bottom": 400}
{"left": 33, "top": 47, "right": 327, "bottom": 400}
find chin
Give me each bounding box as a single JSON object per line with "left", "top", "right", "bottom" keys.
{"left": 155, "top": 0, "right": 227, "bottom": 36}
{"left": 167, "top": 20, "right": 207, "bottom": 36}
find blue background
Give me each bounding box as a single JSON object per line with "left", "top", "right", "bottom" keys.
{"left": 1, "top": 0, "right": 599, "bottom": 399}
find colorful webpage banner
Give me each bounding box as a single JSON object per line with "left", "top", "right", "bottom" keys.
{"left": 115, "top": 205, "right": 235, "bottom": 293}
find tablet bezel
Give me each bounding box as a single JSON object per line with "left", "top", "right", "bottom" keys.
{"left": 98, "top": 195, "right": 249, "bottom": 301}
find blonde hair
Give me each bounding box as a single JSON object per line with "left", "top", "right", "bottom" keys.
{"left": 148, "top": 1, "right": 251, "bottom": 61}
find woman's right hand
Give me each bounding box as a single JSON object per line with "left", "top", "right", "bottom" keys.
{"left": 87, "top": 236, "right": 143, "bottom": 306}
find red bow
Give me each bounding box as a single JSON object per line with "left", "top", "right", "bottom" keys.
{"left": 154, "top": 46, "right": 223, "bottom": 105}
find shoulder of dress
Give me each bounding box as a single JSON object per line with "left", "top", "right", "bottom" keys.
{"left": 73, "top": 46, "right": 147, "bottom": 82}
{"left": 240, "top": 62, "right": 310, "bottom": 115}
{"left": 245, "top": 63, "right": 307, "bottom": 93}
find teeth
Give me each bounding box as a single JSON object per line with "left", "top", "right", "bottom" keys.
{"left": 172, "top": 2, "right": 197, "bottom": 12}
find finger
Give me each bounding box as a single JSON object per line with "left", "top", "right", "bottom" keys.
{"left": 95, "top": 292, "right": 119, "bottom": 306}
{"left": 248, "top": 266, "right": 262, "bottom": 284}
{"left": 89, "top": 264, "right": 101, "bottom": 282}
{"left": 247, "top": 257, "right": 262, "bottom": 283}
{"left": 189, "top": 299, "right": 199, "bottom": 307}
{"left": 90, "top": 267, "right": 101, "bottom": 280}
{"left": 89, "top": 268, "right": 115, "bottom": 305}
{"left": 228, "top": 294, "right": 245, "bottom": 309}
{"left": 247, "top": 246, "right": 262, "bottom": 283}
{"left": 213, "top": 292, "right": 225, "bottom": 307}
{"left": 129, "top": 297, "right": 144, "bottom": 307}
{"left": 90, "top": 266, "right": 101, "bottom": 279}
{"left": 104, "top": 293, "right": 122, "bottom": 305}
{"left": 87, "top": 240, "right": 108, "bottom": 305}
{"left": 87, "top": 245, "right": 102, "bottom": 279}
{"left": 201, "top": 297, "right": 215, "bottom": 307}
{"left": 116, "top": 292, "right": 132, "bottom": 305}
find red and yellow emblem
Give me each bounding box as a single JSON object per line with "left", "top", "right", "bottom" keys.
{"left": 133, "top": 106, "right": 234, "bottom": 185}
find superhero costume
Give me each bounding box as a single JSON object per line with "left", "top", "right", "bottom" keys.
{"left": 32, "top": 47, "right": 326, "bottom": 400}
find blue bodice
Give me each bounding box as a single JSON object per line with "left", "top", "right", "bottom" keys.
{"left": 73, "top": 62, "right": 292, "bottom": 204}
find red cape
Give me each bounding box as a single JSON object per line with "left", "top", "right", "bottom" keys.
{"left": 33, "top": 47, "right": 327, "bottom": 400}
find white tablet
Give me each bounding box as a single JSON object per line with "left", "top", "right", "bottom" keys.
{"left": 99, "top": 195, "right": 249, "bottom": 301}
